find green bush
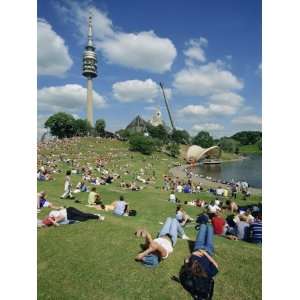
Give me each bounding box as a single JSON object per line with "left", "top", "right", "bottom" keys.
{"left": 129, "top": 134, "right": 156, "bottom": 155}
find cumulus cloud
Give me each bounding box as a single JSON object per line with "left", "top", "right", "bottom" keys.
{"left": 173, "top": 62, "right": 243, "bottom": 96}
{"left": 184, "top": 37, "right": 208, "bottom": 66}
{"left": 37, "top": 19, "right": 73, "bottom": 76}
{"left": 192, "top": 123, "right": 224, "bottom": 132}
{"left": 209, "top": 92, "right": 244, "bottom": 107}
{"left": 113, "top": 79, "right": 158, "bottom": 102}
{"left": 178, "top": 103, "right": 238, "bottom": 117}
{"left": 232, "top": 115, "right": 262, "bottom": 125}
{"left": 56, "top": 2, "right": 177, "bottom": 73}
{"left": 112, "top": 79, "right": 172, "bottom": 103}
{"left": 38, "top": 84, "right": 106, "bottom": 114}
{"left": 178, "top": 104, "right": 237, "bottom": 118}
{"left": 99, "top": 31, "right": 176, "bottom": 73}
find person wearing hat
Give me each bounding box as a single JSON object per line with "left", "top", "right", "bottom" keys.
{"left": 134, "top": 217, "right": 190, "bottom": 267}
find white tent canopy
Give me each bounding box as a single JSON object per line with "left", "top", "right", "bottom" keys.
{"left": 186, "top": 145, "right": 221, "bottom": 162}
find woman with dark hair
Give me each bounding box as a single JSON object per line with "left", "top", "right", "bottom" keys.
{"left": 179, "top": 223, "right": 218, "bottom": 299}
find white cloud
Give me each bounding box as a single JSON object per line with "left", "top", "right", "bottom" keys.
{"left": 209, "top": 92, "right": 244, "bottom": 107}
{"left": 184, "top": 37, "right": 208, "bottom": 65}
{"left": 112, "top": 79, "right": 172, "bottom": 103}
{"left": 232, "top": 115, "right": 262, "bottom": 125}
{"left": 57, "top": 2, "right": 177, "bottom": 73}
{"left": 38, "top": 84, "right": 106, "bottom": 114}
{"left": 173, "top": 62, "right": 243, "bottom": 96}
{"left": 192, "top": 123, "right": 224, "bottom": 132}
{"left": 113, "top": 79, "right": 159, "bottom": 102}
{"left": 37, "top": 19, "right": 73, "bottom": 76}
{"left": 178, "top": 103, "right": 238, "bottom": 117}
{"left": 99, "top": 31, "right": 177, "bottom": 73}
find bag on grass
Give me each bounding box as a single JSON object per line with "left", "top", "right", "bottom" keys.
{"left": 128, "top": 210, "right": 137, "bottom": 216}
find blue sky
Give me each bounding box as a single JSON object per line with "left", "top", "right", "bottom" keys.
{"left": 37, "top": 0, "right": 261, "bottom": 138}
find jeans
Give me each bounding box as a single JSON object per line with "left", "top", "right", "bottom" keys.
{"left": 194, "top": 224, "right": 214, "bottom": 256}
{"left": 158, "top": 217, "right": 185, "bottom": 246}
{"left": 66, "top": 207, "right": 99, "bottom": 221}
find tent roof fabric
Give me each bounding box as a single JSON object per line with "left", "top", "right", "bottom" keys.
{"left": 186, "top": 145, "right": 221, "bottom": 162}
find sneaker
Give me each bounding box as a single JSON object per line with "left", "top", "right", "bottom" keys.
{"left": 182, "top": 234, "right": 190, "bottom": 240}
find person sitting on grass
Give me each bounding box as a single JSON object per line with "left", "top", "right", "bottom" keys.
{"left": 207, "top": 200, "right": 221, "bottom": 217}
{"left": 169, "top": 190, "right": 176, "bottom": 203}
{"left": 134, "top": 217, "right": 189, "bottom": 267}
{"left": 248, "top": 212, "right": 262, "bottom": 244}
{"left": 211, "top": 212, "right": 226, "bottom": 235}
{"left": 236, "top": 214, "right": 250, "bottom": 240}
{"left": 74, "top": 180, "right": 88, "bottom": 193}
{"left": 113, "top": 195, "right": 129, "bottom": 216}
{"left": 87, "top": 187, "right": 102, "bottom": 206}
{"left": 179, "top": 223, "right": 218, "bottom": 300}
{"left": 226, "top": 200, "right": 239, "bottom": 213}
{"left": 60, "top": 170, "right": 74, "bottom": 199}
{"left": 39, "top": 206, "right": 104, "bottom": 227}
{"left": 176, "top": 205, "right": 194, "bottom": 226}
{"left": 37, "top": 191, "right": 59, "bottom": 211}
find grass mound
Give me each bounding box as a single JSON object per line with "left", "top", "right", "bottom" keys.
{"left": 38, "top": 138, "right": 261, "bottom": 300}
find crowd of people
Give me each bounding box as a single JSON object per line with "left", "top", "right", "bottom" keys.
{"left": 37, "top": 137, "right": 262, "bottom": 299}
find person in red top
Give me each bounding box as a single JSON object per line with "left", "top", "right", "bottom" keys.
{"left": 211, "top": 212, "right": 226, "bottom": 235}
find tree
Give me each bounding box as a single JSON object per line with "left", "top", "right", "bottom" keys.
{"left": 146, "top": 124, "right": 169, "bottom": 143}
{"left": 171, "top": 129, "right": 190, "bottom": 144}
{"left": 74, "top": 119, "right": 92, "bottom": 136}
{"left": 231, "top": 131, "right": 262, "bottom": 145}
{"left": 218, "top": 137, "right": 239, "bottom": 153}
{"left": 192, "top": 131, "right": 214, "bottom": 148}
{"left": 95, "top": 119, "right": 106, "bottom": 136}
{"left": 257, "top": 138, "right": 262, "bottom": 151}
{"left": 166, "top": 142, "right": 180, "bottom": 157}
{"left": 44, "top": 112, "right": 76, "bottom": 139}
{"left": 129, "top": 134, "right": 156, "bottom": 155}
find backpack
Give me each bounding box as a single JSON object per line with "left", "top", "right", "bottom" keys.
{"left": 128, "top": 209, "right": 137, "bottom": 216}
{"left": 179, "top": 264, "right": 214, "bottom": 300}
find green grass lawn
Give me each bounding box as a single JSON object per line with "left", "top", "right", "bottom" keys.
{"left": 38, "top": 138, "right": 261, "bottom": 300}
{"left": 239, "top": 144, "right": 262, "bottom": 155}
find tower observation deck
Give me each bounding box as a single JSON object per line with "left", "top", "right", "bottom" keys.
{"left": 82, "top": 14, "right": 98, "bottom": 126}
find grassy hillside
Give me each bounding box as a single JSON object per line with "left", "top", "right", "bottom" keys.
{"left": 239, "top": 144, "right": 262, "bottom": 155}
{"left": 37, "top": 138, "right": 261, "bottom": 300}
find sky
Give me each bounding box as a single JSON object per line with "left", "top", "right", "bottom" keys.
{"left": 37, "top": 0, "right": 261, "bottom": 138}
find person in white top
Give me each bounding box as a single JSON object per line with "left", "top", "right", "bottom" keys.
{"left": 176, "top": 184, "right": 183, "bottom": 193}
{"left": 135, "top": 217, "right": 189, "bottom": 267}
{"left": 169, "top": 191, "right": 176, "bottom": 203}
{"left": 207, "top": 200, "right": 221, "bottom": 214}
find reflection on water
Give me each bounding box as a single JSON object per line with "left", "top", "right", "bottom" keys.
{"left": 196, "top": 155, "right": 262, "bottom": 188}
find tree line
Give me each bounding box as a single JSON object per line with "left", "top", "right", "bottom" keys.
{"left": 43, "top": 112, "right": 262, "bottom": 156}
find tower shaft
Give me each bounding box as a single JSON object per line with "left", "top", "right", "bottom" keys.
{"left": 87, "top": 78, "right": 93, "bottom": 126}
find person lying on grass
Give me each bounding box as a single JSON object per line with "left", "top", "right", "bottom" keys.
{"left": 39, "top": 206, "right": 104, "bottom": 227}
{"left": 134, "top": 217, "right": 190, "bottom": 267}
{"left": 179, "top": 223, "right": 219, "bottom": 300}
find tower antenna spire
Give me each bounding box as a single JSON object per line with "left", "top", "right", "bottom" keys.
{"left": 87, "top": 12, "right": 94, "bottom": 47}
{"left": 82, "top": 11, "right": 98, "bottom": 126}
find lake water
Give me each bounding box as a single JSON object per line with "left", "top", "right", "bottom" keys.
{"left": 195, "top": 155, "right": 262, "bottom": 188}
